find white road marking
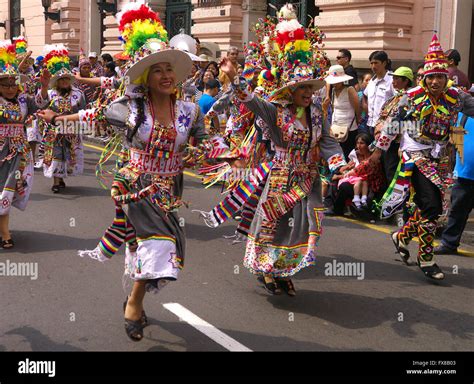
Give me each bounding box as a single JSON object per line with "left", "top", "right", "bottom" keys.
{"left": 163, "top": 303, "right": 252, "bottom": 352}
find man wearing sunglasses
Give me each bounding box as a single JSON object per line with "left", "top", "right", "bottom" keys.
{"left": 336, "top": 49, "right": 359, "bottom": 88}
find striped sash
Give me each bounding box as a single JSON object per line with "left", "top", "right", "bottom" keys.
{"left": 260, "top": 177, "right": 314, "bottom": 222}
{"left": 210, "top": 161, "right": 273, "bottom": 226}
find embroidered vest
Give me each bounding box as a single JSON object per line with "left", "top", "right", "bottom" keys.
{"left": 275, "top": 104, "right": 323, "bottom": 168}
{"left": 407, "top": 86, "right": 461, "bottom": 143}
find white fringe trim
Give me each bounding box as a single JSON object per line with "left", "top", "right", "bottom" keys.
{"left": 78, "top": 246, "right": 110, "bottom": 263}
{"left": 192, "top": 209, "right": 219, "bottom": 228}
{"left": 223, "top": 231, "right": 247, "bottom": 244}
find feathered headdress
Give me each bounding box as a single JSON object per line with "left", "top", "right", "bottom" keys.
{"left": 242, "top": 19, "right": 279, "bottom": 97}
{"left": 116, "top": 1, "right": 191, "bottom": 84}
{"left": 0, "top": 40, "right": 23, "bottom": 80}
{"left": 43, "top": 44, "right": 74, "bottom": 86}
{"left": 117, "top": 1, "right": 168, "bottom": 57}
{"left": 13, "top": 36, "right": 28, "bottom": 56}
{"left": 271, "top": 3, "right": 328, "bottom": 99}
{"left": 243, "top": 3, "right": 329, "bottom": 103}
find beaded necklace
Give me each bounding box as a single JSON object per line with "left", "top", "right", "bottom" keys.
{"left": 0, "top": 99, "right": 23, "bottom": 122}
{"left": 54, "top": 94, "right": 73, "bottom": 114}
{"left": 147, "top": 98, "right": 178, "bottom": 158}
{"left": 409, "top": 85, "right": 460, "bottom": 142}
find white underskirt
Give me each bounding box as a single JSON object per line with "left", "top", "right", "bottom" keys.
{"left": 124, "top": 239, "right": 180, "bottom": 281}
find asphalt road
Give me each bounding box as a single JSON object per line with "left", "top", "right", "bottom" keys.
{"left": 0, "top": 145, "right": 473, "bottom": 352}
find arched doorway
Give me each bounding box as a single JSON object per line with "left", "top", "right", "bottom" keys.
{"left": 165, "top": 0, "right": 193, "bottom": 38}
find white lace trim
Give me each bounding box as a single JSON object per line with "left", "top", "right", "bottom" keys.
{"left": 78, "top": 246, "right": 110, "bottom": 263}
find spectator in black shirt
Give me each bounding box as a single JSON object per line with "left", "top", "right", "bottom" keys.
{"left": 337, "top": 49, "right": 359, "bottom": 89}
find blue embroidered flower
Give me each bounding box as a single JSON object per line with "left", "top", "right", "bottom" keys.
{"left": 178, "top": 113, "right": 191, "bottom": 128}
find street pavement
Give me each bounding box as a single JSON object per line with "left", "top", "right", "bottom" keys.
{"left": 0, "top": 144, "right": 473, "bottom": 352}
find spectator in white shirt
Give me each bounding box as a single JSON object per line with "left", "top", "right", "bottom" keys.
{"left": 362, "top": 51, "right": 395, "bottom": 137}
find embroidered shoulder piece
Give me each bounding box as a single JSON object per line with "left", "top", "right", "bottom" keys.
{"left": 407, "top": 85, "right": 424, "bottom": 99}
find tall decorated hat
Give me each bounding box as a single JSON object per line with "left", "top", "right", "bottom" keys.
{"left": 117, "top": 1, "right": 192, "bottom": 84}
{"left": 423, "top": 33, "right": 449, "bottom": 78}
{"left": 242, "top": 18, "right": 278, "bottom": 97}
{"left": 0, "top": 40, "right": 27, "bottom": 82}
{"left": 267, "top": 4, "right": 329, "bottom": 101}
{"left": 13, "top": 36, "right": 28, "bottom": 57}
{"left": 13, "top": 36, "right": 34, "bottom": 69}
{"left": 43, "top": 44, "right": 75, "bottom": 86}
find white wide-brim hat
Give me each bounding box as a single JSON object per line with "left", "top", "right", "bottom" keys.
{"left": 270, "top": 63, "right": 326, "bottom": 101}
{"left": 49, "top": 68, "right": 75, "bottom": 87}
{"left": 125, "top": 41, "right": 193, "bottom": 84}
{"left": 199, "top": 54, "right": 213, "bottom": 62}
{"left": 0, "top": 73, "right": 28, "bottom": 83}
{"left": 50, "top": 74, "right": 76, "bottom": 87}
{"left": 325, "top": 64, "right": 354, "bottom": 85}
{"left": 271, "top": 78, "right": 326, "bottom": 101}
{"left": 185, "top": 52, "right": 207, "bottom": 62}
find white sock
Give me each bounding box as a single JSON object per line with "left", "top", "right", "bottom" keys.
{"left": 352, "top": 195, "right": 361, "bottom": 207}
{"left": 361, "top": 195, "right": 367, "bottom": 204}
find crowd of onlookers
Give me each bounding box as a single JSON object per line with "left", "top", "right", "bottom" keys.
{"left": 319, "top": 48, "right": 473, "bottom": 220}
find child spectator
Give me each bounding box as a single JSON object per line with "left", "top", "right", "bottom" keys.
{"left": 333, "top": 133, "right": 384, "bottom": 208}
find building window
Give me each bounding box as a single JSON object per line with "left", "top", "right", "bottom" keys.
{"left": 197, "top": 0, "right": 223, "bottom": 8}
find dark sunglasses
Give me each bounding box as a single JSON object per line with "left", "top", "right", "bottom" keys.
{"left": 336, "top": 56, "right": 346, "bottom": 60}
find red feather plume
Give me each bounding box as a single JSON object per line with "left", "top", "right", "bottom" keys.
{"left": 118, "top": 4, "right": 161, "bottom": 32}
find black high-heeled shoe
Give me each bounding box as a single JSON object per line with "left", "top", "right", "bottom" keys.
{"left": 124, "top": 318, "right": 143, "bottom": 342}
{"left": 1, "top": 238, "right": 14, "bottom": 249}
{"left": 51, "top": 185, "right": 60, "bottom": 193}
{"left": 257, "top": 275, "right": 282, "bottom": 295}
{"left": 276, "top": 278, "right": 296, "bottom": 297}
{"left": 123, "top": 296, "right": 148, "bottom": 327}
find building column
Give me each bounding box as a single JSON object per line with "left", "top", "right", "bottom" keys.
{"left": 84, "top": 0, "right": 101, "bottom": 56}
{"left": 241, "top": 0, "right": 267, "bottom": 45}
{"left": 191, "top": 0, "right": 244, "bottom": 57}
{"left": 451, "top": 0, "right": 473, "bottom": 74}
{"left": 49, "top": 0, "right": 82, "bottom": 55}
